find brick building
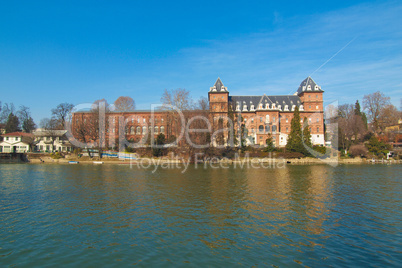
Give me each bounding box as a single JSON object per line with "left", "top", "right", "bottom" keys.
{"left": 72, "top": 76, "right": 325, "bottom": 148}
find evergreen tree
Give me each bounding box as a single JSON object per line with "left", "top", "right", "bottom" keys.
{"left": 361, "top": 112, "right": 368, "bottom": 129}
{"left": 286, "top": 106, "right": 304, "bottom": 153}
{"left": 302, "top": 117, "right": 312, "bottom": 155}
{"left": 22, "top": 117, "right": 36, "bottom": 133}
{"left": 153, "top": 133, "right": 166, "bottom": 157}
{"left": 354, "top": 100, "right": 362, "bottom": 116}
{"left": 366, "top": 136, "right": 391, "bottom": 157}
{"left": 264, "top": 134, "right": 275, "bottom": 152}
{"left": 5, "top": 113, "right": 20, "bottom": 133}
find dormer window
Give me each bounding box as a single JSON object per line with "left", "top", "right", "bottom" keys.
{"left": 236, "top": 105, "right": 240, "bottom": 111}
{"left": 315, "top": 85, "right": 319, "bottom": 90}
{"left": 307, "top": 85, "right": 312, "bottom": 90}
{"left": 250, "top": 105, "right": 255, "bottom": 111}
{"left": 259, "top": 104, "right": 262, "bottom": 109}
{"left": 243, "top": 105, "right": 247, "bottom": 111}
{"left": 266, "top": 104, "right": 269, "bottom": 109}
{"left": 284, "top": 105, "right": 289, "bottom": 111}
{"left": 299, "top": 105, "right": 304, "bottom": 111}
{"left": 272, "top": 103, "right": 276, "bottom": 109}
{"left": 278, "top": 105, "right": 281, "bottom": 110}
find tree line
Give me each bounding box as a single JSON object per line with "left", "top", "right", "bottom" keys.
{"left": 336, "top": 91, "right": 401, "bottom": 158}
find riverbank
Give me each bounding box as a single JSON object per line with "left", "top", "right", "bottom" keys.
{"left": 26, "top": 156, "right": 402, "bottom": 165}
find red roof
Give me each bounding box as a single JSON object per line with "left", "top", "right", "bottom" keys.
{"left": 1, "top": 132, "right": 34, "bottom": 137}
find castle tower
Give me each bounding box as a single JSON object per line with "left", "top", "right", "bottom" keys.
{"left": 296, "top": 76, "right": 324, "bottom": 112}
{"left": 208, "top": 77, "right": 229, "bottom": 114}
{"left": 208, "top": 78, "right": 229, "bottom": 146}
{"left": 296, "top": 76, "right": 325, "bottom": 145}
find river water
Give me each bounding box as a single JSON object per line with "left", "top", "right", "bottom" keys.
{"left": 0, "top": 164, "right": 401, "bottom": 267}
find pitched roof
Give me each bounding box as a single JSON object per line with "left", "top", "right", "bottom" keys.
{"left": 229, "top": 95, "right": 302, "bottom": 112}
{"left": 210, "top": 77, "right": 228, "bottom": 92}
{"left": 1, "top": 132, "right": 34, "bottom": 137}
{"left": 32, "top": 130, "right": 68, "bottom": 137}
{"left": 296, "top": 76, "right": 324, "bottom": 95}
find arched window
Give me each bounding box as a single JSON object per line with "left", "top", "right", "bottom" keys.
{"left": 130, "top": 126, "right": 135, "bottom": 134}
{"left": 136, "top": 126, "right": 141, "bottom": 134}
{"left": 265, "top": 125, "right": 270, "bottom": 133}
{"left": 160, "top": 126, "right": 165, "bottom": 134}
{"left": 273, "top": 116, "right": 276, "bottom": 123}
{"left": 259, "top": 125, "right": 264, "bottom": 134}
{"left": 272, "top": 125, "right": 277, "bottom": 133}
{"left": 142, "top": 126, "right": 147, "bottom": 134}
{"left": 155, "top": 126, "right": 158, "bottom": 134}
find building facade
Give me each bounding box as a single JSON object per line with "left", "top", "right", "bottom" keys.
{"left": 72, "top": 76, "right": 325, "bottom": 148}
{"left": 0, "top": 132, "right": 34, "bottom": 153}
{"left": 209, "top": 77, "right": 325, "bottom": 147}
{"left": 32, "top": 129, "right": 74, "bottom": 152}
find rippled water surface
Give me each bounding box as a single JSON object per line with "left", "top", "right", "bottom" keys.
{"left": 0, "top": 164, "right": 401, "bottom": 267}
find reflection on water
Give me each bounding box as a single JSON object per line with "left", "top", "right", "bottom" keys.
{"left": 0, "top": 164, "right": 401, "bottom": 267}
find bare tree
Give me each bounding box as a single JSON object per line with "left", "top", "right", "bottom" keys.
{"left": 114, "top": 96, "right": 135, "bottom": 112}
{"left": 196, "top": 96, "right": 209, "bottom": 111}
{"left": 0, "top": 103, "right": 15, "bottom": 124}
{"left": 51, "top": 103, "right": 74, "bottom": 129}
{"left": 378, "top": 104, "right": 401, "bottom": 131}
{"left": 17, "top": 105, "right": 36, "bottom": 133}
{"left": 337, "top": 104, "right": 367, "bottom": 151}
{"left": 363, "top": 91, "right": 390, "bottom": 133}
{"left": 161, "top": 89, "right": 193, "bottom": 140}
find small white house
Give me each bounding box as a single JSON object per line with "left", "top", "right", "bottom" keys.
{"left": 32, "top": 129, "right": 73, "bottom": 152}
{"left": 0, "top": 132, "right": 34, "bottom": 153}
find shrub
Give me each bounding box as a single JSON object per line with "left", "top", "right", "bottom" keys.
{"left": 50, "top": 152, "right": 63, "bottom": 159}
{"left": 349, "top": 144, "right": 368, "bottom": 158}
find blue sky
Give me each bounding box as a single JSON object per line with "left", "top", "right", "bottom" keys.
{"left": 0, "top": 0, "right": 401, "bottom": 122}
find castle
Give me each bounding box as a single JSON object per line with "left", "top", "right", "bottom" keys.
{"left": 72, "top": 77, "right": 325, "bottom": 148}
{"left": 209, "top": 77, "right": 325, "bottom": 147}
